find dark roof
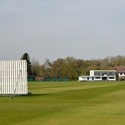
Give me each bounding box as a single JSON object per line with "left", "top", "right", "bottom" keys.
{"left": 114, "top": 66, "right": 125, "bottom": 73}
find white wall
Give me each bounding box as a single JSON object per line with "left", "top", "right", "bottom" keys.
{"left": 0, "top": 60, "right": 28, "bottom": 95}
{"left": 90, "top": 70, "right": 94, "bottom": 76}
{"left": 78, "top": 76, "right": 88, "bottom": 81}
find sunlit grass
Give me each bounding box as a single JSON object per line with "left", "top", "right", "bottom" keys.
{"left": 0, "top": 81, "right": 125, "bottom": 125}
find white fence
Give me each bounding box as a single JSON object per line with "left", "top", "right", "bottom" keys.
{"left": 0, "top": 60, "right": 28, "bottom": 95}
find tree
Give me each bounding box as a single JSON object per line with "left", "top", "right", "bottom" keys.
{"left": 21, "top": 52, "right": 32, "bottom": 76}
{"left": 50, "top": 58, "right": 65, "bottom": 78}
{"left": 43, "top": 59, "right": 52, "bottom": 77}
{"left": 31, "top": 58, "right": 40, "bottom": 76}
{"left": 63, "top": 57, "right": 78, "bottom": 80}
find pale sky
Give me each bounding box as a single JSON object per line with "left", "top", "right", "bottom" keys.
{"left": 0, "top": 0, "right": 125, "bottom": 63}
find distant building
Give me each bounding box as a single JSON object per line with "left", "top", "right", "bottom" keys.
{"left": 79, "top": 70, "right": 116, "bottom": 81}
{"left": 114, "top": 66, "right": 125, "bottom": 80}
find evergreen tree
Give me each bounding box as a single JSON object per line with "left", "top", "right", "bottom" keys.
{"left": 21, "top": 52, "right": 32, "bottom": 76}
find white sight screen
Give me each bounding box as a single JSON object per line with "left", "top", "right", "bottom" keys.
{"left": 0, "top": 60, "right": 28, "bottom": 95}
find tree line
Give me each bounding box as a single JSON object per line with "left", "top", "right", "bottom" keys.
{"left": 21, "top": 53, "right": 125, "bottom": 80}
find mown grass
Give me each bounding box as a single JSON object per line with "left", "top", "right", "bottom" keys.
{"left": 0, "top": 81, "right": 125, "bottom": 125}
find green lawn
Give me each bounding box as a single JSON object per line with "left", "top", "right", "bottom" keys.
{"left": 0, "top": 81, "right": 125, "bottom": 125}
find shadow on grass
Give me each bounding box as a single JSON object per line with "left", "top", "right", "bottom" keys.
{"left": 29, "top": 93, "right": 49, "bottom": 97}
{"left": 0, "top": 93, "right": 50, "bottom": 99}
